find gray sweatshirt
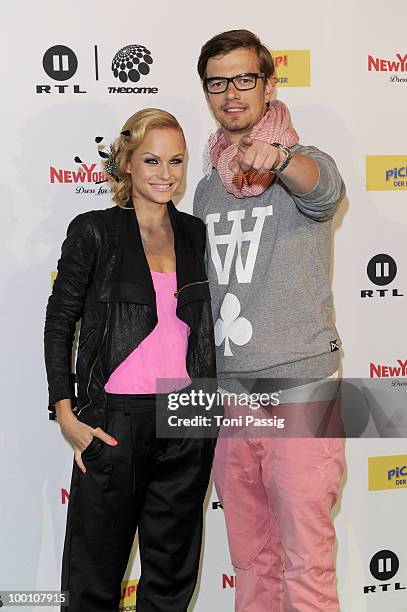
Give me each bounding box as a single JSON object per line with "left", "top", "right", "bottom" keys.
{"left": 193, "top": 144, "right": 345, "bottom": 386}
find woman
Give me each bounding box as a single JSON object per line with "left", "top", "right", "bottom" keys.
{"left": 44, "top": 108, "right": 217, "bottom": 611}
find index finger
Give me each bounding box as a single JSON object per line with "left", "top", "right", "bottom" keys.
{"left": 92, "top": 426, "right": 118, "bottom": 446}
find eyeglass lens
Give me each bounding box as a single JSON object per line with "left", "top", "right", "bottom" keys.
{"left": 206, "top": 74, "right": 258, "bottom": 93}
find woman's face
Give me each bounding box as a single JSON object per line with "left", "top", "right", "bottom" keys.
{"left": 126, "top": 127, "right": 185, "bottom": 206}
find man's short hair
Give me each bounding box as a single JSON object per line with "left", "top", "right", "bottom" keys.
{"left": 197, "top": 29, "right": 275, "bottom": 81}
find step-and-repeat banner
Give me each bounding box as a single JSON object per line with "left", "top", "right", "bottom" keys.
{"left": 1, "top": 1, "right": 406, "bottom": 610}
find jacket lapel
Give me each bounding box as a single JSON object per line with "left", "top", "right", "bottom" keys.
{"left": 98, "top": 199, "right": 209, "bottom": 314}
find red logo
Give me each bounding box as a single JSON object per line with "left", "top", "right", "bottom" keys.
{"left": 368, "top": 54, "right": 407, "bottom": 72}
{"left": 370, "top": 360, "right": 407, "bottom": 378}
{"left": 61, "top": 488, "right": 70, "bottom": 504}
{"left": 222, "top": 574, "right": 236, "bottom": 589}
{"left": 50, "top": 163, "right": 105, "bottom": 184}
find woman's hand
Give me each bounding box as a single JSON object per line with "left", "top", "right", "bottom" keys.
{"left": 55, "top": 399, "right": 118, "bottom": 473}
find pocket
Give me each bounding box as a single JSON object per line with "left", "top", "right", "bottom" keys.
{"left": 81, "top": 437, "right": 106, "bottom": 460}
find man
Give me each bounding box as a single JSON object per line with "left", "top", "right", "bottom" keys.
{"left": 193, "top": 30, "right": 346, "bottom": 611}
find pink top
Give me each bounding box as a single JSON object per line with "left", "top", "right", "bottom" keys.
{"left": 104, "top": 271, "right": 191, "bottom": 394}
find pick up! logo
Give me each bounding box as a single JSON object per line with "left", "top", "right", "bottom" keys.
{"left": 120, "top": 580, "right": 138, "bottom": 608}
{"left": 368, "top": 455, "right": 407, "bottom": 491}
{"left": 366, "top": 156, "right": 407, "bottom": 190}
{"left": 271, "top": 49, "right": 310, "bottom": 87}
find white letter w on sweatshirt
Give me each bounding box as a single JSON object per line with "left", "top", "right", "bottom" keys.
{"left": 206, "top": 205, "right": 273, "bottom": 285}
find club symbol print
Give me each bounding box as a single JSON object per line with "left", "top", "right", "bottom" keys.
{"left": 215, "top": 293, "right": 252, "bottom": 356}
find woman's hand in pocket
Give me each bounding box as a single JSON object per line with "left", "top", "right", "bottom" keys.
{"left": 55, "top": 399, "right": 118, "bottom": 473}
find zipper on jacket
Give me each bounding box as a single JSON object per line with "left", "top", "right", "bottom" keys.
{"left": 174, "top": 279, "right": 209, "bottom": 298}
{"left": 78, "top": 327, "right": 95, "bottom": 349}
{"left": 77, "top": 303, "right": 110, "bottom": 417}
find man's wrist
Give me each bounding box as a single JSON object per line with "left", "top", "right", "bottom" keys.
{"left": 271, "top": 143, "right": 293, "bottom": 174}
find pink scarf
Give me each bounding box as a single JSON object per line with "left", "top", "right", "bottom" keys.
{"left": 209, "top": 100, "right": 299, "bottom": 198}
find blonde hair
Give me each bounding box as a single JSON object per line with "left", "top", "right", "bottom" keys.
{"left": 105, "top": 108, "right": 185, "bottom": 208}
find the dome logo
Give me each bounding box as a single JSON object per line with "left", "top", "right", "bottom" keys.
{"left": 111, "top": 44, "right": 153, "bottom": 83}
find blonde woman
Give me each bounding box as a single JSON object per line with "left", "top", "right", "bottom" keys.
{"left": 44, "top": 109, "right": 217, "bottom": 611}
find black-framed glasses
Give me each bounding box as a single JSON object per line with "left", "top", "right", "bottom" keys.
{"left": 204, "top": 72, "right": 266, "bottom": 94}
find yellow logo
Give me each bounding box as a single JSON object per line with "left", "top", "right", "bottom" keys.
{"left": 368, "top": 455, "right": 407, "bottom": 491}
{"left": 120, "top": 579, "right": 138, "bottom": 610}
{"left": 51, "top": 271, "right": 57, "bottom": 286}
{"left": 271, "top": 50, "right": 310, "bottom": 87}
{"left": 366, "top": 155, "right": 407, "bottom": 190}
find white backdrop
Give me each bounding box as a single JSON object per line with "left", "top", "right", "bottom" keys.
{"left": 1, "top": 1, "right": 407, "bottom": 610}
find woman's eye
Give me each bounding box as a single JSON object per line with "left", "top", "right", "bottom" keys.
{"left": 170, "top": 159, "right": 183, "bottom": 165}
{"left": 144, "top": 158, "right": 158, "bottom": 164}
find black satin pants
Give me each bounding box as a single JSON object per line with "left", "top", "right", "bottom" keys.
{"left": 61, "top": 393, "right": 216, "bottom": 611}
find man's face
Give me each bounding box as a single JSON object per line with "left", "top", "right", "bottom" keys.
{"left": 204, "top": 47, "right": 273, "bottom": 143}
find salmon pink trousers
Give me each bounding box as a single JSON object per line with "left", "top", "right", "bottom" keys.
{"left": 213, "top": 377, "right": 345, "bottom": 612}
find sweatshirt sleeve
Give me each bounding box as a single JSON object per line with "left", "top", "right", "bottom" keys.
{"left": 193, "top": 180, "right": 210, "bottom": 272}
{"left": 192, "top": 177, "right": 207, "bottom": 221}
{"left": 290, "top": 145, "right": 346, "bottom": 222}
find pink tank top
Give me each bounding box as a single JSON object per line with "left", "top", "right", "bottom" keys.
{"left": 104, "top": 271, "right": 191, "bottom": 394}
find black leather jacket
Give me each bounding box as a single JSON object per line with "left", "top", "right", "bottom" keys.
{"left": 44, "top": 200, "right": 217, "bottom": 428}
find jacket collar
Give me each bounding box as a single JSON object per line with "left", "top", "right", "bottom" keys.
{"left": 98, "top": 199, "right": 208, "bottom": 311}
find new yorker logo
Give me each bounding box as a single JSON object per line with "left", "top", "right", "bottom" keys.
{"left": 370, "top": 359, "right": 407, "bottom": 378}
{"left": 222, "top": 574, "right": 236, "bottom": 589}
{"left": 368, "top": 53, "right": 407, "bottom": 83}
{"left": 49, "top": 136, "right": 113, "bottom": 196}
{"left": 49, "top": 163, "right": 104, "bottom": 185}
{"left": 364, "top": 550, "right": 406, "bottom": 594}
{"left": 361, "top": 254, "right": 403, "bottom": 298}
{"left": 36, "top": 45, "right": 86, "bottom": 94}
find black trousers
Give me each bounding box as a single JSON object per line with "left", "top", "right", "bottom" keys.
{"left": 61, "top": 393, "right": 216, "bottom": 611}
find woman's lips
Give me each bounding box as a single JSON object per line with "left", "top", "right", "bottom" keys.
{"left": 150, "top": 183, "right": 173, "bottom": 191}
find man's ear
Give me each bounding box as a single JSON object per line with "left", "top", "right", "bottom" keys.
{"left": 264, "top": 76, "right": 274, "bottom": 103}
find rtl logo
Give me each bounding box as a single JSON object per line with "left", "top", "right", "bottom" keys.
{"left": 36, "top": 45, "right": 86, "bottom": 94}
{"left": 361, "top": 254, "right": 403, "bottom": 298}
{"left": 364, "top": 550, "right": 406, "bottom": 594}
